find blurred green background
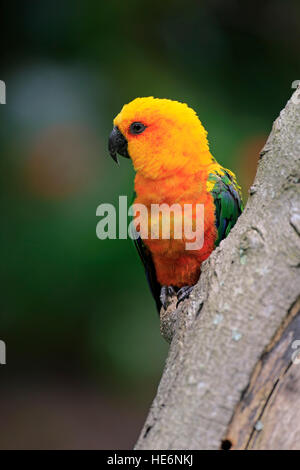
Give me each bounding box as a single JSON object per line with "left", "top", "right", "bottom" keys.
{"left": 0, "top": 0, "right": 299, "bottom": 449}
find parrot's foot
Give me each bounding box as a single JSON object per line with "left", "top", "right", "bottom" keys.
{"left": 176, "top": 285, "right": 194, "bottom": 307}
{"left": 160, "top": 285, "right": 177, "bottom": 310}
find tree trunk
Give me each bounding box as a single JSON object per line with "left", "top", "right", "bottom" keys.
{"left": 135, "top": 87, "right": 300, "bottom": 450}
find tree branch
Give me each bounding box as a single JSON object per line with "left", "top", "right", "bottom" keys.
{"left": 135, "top": 87, "right": 300, "bottom": 450}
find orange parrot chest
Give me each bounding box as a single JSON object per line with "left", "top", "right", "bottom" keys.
{"left": 134, "top": 169, "right": 217, "bottom": 287}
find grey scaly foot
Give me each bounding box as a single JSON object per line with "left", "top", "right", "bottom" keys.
{"left": 176, "top": 285, "right": 194, "bottom": 308}
{"left": 160, "top": 285, "right": 177, "bottom": 310}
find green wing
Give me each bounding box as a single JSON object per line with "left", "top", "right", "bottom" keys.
{"left": 129, "top": 192, "right": 162, "bottom": 312}
{"left": 208, "top": 168, "right": 243, "bottom": 246}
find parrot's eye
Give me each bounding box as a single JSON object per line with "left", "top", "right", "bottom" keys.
{"left": 129, "top": 122, "right": 146, "bottom": 135}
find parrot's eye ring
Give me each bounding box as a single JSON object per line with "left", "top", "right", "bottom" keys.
{"left": 129, "top": 122, "right": 146, "bottom": 135}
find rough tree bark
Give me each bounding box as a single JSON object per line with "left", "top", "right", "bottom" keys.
{"left": 135, "top": 87, "right": 300, "bottom": 450}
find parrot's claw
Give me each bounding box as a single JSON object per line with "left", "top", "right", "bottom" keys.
{"left": 176, "top": 286, "right": 194, "bottom": 308}
{"left": 160, "top": 285, "right": 176, "bottom": 310}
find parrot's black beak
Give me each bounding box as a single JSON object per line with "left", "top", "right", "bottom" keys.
{"left": 108, "top": 126, "right": 130, "bottom": 165}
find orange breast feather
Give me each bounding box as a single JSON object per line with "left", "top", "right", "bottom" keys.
{"left": 134, "top": 168, "right": 217, "bottom": 287}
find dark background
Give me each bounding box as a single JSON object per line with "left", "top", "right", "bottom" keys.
{"left": 0, "top": 0, "right": 299, "bottom": 449}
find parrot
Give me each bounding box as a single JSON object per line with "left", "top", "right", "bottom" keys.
{"left": 108, "top": 97, "right": 243, "bottom": 312}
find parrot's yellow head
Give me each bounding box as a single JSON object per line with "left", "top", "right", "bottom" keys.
{"left": 109, "top": 97, "right": 213, "bottom": 179}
